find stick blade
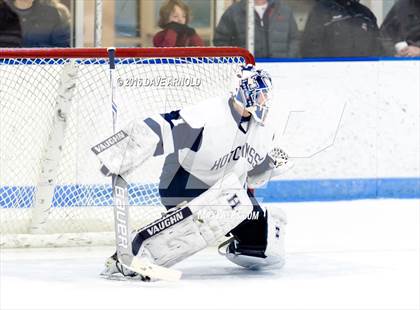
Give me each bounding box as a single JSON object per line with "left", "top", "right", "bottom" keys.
{"left": 124, "top": 256, "right": 182, "bottom": 282}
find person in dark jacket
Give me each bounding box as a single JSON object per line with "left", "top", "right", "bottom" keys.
{"left": 301, "top": 0, "right": 383, "bottom": 58}
{"left": 6, "top": 0, "right": 70, "bottom": 47}
{"left": 153, "top": 0, "right": 204, "bottom": 47}
{"left": 214, "top": 0, "right": 299, "bottom": 58}
{"left": 380, "top": 0, "right": 420, "bottom": 57}
{"left": 0, "top": 0, "right": 22, "bottom": 47}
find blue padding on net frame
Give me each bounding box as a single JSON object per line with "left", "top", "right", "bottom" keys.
{"left": 256, "top": 177, "right": 420, "bottom": 202}
{"left": 1, "top": 178, "right": 419, "bottom": 208}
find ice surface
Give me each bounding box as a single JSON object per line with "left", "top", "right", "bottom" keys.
{"left": 1, "top": 199, "right": 419, "bottom": 310}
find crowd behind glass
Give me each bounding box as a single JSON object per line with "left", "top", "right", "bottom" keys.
{"left": 0, "top": 0, "right": 419, "bottom": 58}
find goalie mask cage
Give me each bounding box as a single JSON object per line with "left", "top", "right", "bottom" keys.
{"left": 0, "top": 47, "right": 254, "bottom": 248}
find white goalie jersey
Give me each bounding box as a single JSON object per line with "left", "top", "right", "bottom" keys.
{"left": 176, "top": 96, "right": 275, "bottom": 187}
{"left": 93, "top": 95, "right": 281, "bottom": 189}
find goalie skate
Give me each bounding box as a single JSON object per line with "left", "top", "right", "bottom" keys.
{"left": 100, "top": 252, "right": 151, "bottom": 282}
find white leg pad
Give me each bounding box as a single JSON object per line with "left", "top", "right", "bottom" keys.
{"left": 132, "top": 173, "right": 253, "bottom": 267}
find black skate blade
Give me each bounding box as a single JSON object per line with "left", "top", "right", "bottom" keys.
{"left": 100, "top": 272, "right": 151, "bottom": 282}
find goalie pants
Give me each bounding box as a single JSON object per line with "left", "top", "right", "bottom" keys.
{"left": 159, "top": 162, "right": 268, "bottom": 255}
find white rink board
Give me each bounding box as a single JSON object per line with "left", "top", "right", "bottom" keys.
{"left": 1, "top": 58, "right": 418, "bottom": 207}
{"left": 259, "top": 60, "right": 420, "bottom": 180}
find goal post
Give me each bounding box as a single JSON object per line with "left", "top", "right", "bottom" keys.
{"left": 0, "top": 47, "right": 255, "bottom": 248}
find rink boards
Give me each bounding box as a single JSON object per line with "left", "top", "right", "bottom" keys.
{"left": 0, "top": 58, "right": 419, "bottom": 208}
{"left": 258, "top": 58, "right": 419, "bottom": 200}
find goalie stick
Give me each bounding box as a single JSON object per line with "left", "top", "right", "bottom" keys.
{"left": 106, "top": 47, "right": 181, "bottom": 281}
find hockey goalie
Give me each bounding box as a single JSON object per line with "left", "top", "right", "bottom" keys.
{"left": 92, "top": 65, "right": 289, "bottom": 281}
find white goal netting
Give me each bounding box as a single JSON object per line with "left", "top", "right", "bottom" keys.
{"left": 0, "top": 47, "right": 253, "bottom": 247}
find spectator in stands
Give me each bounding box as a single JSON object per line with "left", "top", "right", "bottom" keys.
{"left": 380, "top": 0, "right": 420, "bottom": 57}
{"left": 153, "top": 0, "right": 204, "bottom": 47}
{"left": 301, "top": 0, "right": 383, "bottom": 58}
{"left": 6, "top": 0, "right": 70, "bottom": 47}
{"left": 213, "top": 0, "right": 299, "bottom": 58}
{"left": 0, "top": 0, "right": 22, "bottom": 47}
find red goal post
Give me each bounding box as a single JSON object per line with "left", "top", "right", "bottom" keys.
{"left": 0, "top": 47, "right": 255, "bottom": 62}
{"left": 0, "top": 47, "right": 254, "bottom": 248}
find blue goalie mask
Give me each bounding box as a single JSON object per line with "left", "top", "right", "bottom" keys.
{"left": 234, "top": 65, "right": 273, "bottom": 124}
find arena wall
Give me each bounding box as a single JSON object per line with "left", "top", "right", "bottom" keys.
{"left": 257, "top": 58, "right": 420, "bottom": 201}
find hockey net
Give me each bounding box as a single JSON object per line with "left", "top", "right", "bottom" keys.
{"left": 0, "top": 47, "right": 254, "bottom": 248}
